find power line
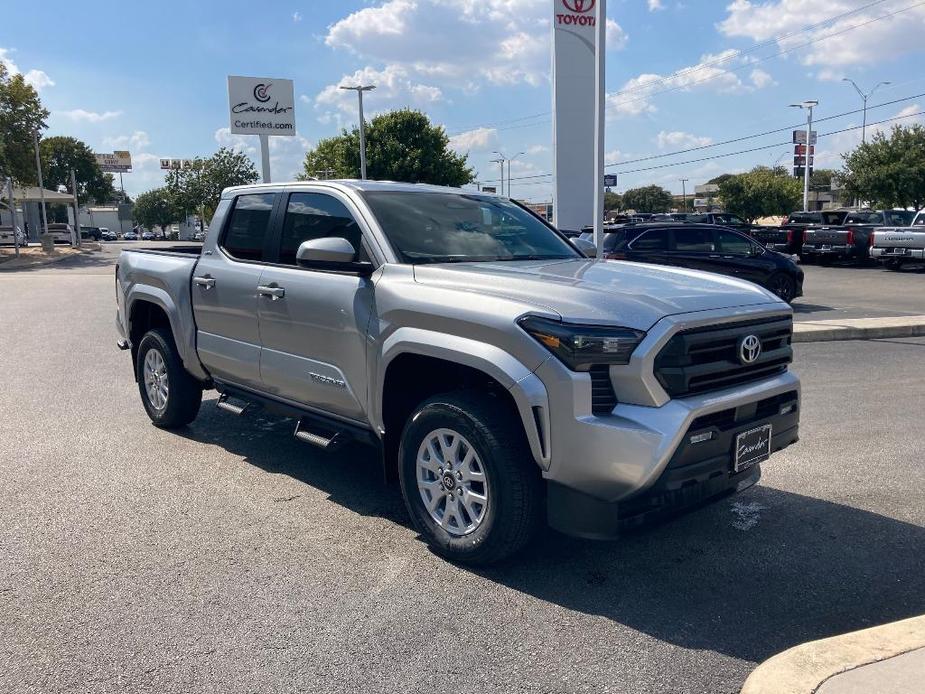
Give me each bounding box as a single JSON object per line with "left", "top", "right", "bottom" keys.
{"left": 485, "top": 108, "right": 924, "bottom": 185}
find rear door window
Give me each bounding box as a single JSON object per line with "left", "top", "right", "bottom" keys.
{"left": 221, "top": 193, "right": 276, "bottom": 262}
{"left": 717, "top": 229, "right": 756, "bottom": 256}
{"left": 672, "top": 227, "right": 715, "bottom": 252}
{"left": 629, "top": 228, "right": 668, "bottom": 252}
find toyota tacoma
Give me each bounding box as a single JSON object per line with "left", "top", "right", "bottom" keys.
{"left": 115, "top": 181, "right": 801, "bottom": 564}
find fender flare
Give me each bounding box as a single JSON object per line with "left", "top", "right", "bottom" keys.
{"left": 374, "top": 328, "right": 551, "bottom": 469}
{"left": 125, "top": 286, "right": 209, "bottom": 381}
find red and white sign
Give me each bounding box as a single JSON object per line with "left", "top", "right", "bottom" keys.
{"left": 556, "top": 0, "right": 597, "bottom": 26}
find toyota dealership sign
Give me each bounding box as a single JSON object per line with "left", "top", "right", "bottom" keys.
{"left": 552, "top": 0, "right": 598, "bottom": 231}
{"left": 227, "top": 75, "right": 295, "bottom": 136}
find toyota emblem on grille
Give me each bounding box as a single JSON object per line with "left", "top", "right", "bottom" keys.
{"left": 738, "top": 335, "right": 762, "bottom": 364}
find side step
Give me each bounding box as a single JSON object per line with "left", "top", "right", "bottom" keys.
{"left": 294, "top": 418, "right": 347, "bottom": 452}
{"left": 216, "top": 393, "right": 250, "bottom": 416}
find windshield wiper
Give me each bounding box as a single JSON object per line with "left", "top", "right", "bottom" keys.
{"left": 491, "top": 254, "right": 577, "bottom": 261}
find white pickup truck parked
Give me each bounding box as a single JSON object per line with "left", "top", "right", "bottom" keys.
{"left": 870, "top": 211, "right": 925, "bottom": 270}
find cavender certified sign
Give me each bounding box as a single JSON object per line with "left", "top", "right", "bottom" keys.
{"left": 227, "top": 76, "right": 295, "bottom": 137}
{"left": 95, "top": 151, "right": 132, "bottom": 173}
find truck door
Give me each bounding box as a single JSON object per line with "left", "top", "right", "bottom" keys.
{"left": 191, "top": 192, "right": 277, "bottom": 389}
{"left": 256, "top": 190, "right": 375, "bottom": 421}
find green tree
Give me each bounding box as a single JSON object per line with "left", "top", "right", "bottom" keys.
{"left": 838, "top": 124, "right": 925, "bottom": 210}
{"left": 621, "top": 185, "right": 673, "bottom": 213}
{"left": 166, "top": 147, "right": 258, "bottom": 219}
{"left": 718, "top": 166, "right": 802, "bottom": 222}
{"left": 604, "top": 190, "right": 622, "bottom": 214}
{"left": 809, "top": 168, "right": 836, "bottom": 191}
{"left": 708, "top": 173, "right": 735, "bottom": 186}
{"left": 39, "top": 136, "right": 116, "bottom": 204}
{"left": 0, "top": 63, "right": 50, "bottom": 183}
{"left": 300, "top": 109, "right": 473, "bottom": 186}
{"left": 133, "top": 188, "right": 181, "bottom": 233}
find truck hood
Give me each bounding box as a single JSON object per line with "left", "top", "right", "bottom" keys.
{"left": 412, "top": 258, "right": 782, "bottom": 331}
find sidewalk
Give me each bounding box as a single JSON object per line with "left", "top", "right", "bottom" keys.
{"left": 742, "top": 615, "right": 925, "bottom": 694}
{"left": 793, "top": 315, "right": 925, "bottom": 343}
{"left": 0, "top": 244, "right": 100, "bottom": 271}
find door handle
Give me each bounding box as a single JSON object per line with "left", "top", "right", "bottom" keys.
{"left": 257, "top": 285, "right": 286, "bottom": 300}
{"left": 193, "top": 276, "right": 215, "bottom": 289}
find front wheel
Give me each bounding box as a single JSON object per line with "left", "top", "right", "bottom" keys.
{"left": 135, "top": 328, "right": 202, "bottom": 428}
{"left": 768, "top": 273, "right": 797, "bottom": 303}
{"left": 398, "top": 391, "right": 543, "bottom": 565}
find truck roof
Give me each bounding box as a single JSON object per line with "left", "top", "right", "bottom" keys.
{"left": 221, "top": 179, "right": 478, "bottom": 199}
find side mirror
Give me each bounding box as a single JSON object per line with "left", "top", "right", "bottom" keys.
{"left": 295, "top": 237, "right": 373, "bottom": 275}
{"left": 572, "top": 237, "right": 597, "bottom": 258}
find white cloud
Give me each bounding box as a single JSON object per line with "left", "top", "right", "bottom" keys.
{"left": 321, "top": 0, "right": 626, "bottom": 105}
{"left": 814, "top": 104, "right": 924, "bottom": 167}
{"left": 103, "top": 130, "right": 151, "bottom": 151}
{"left": 608, "top": 50, "right": 756, "bottom": 117}
{"left": 0, "top": 47, "right": 54, "bottom": 91}
{"left": 527, "top": 144, "right": 549, "bottom": 155}
{"left": 749, "top": 68, "right": 775, "bottom": 89}
{"left": 648, "top": 0, "right": 665, "bottom": 10}
{"left": 58, "top": 109, "right": 123, "bottom": 123}
{"left": 314, "top": 64, "right": 444, "bottom": 125}
{"left": 719, "top": 1, "right": 925, "bottom": 71}
{"left": 292, "top": 11, "right": 302, "bottom": 22}
{"left": 656, "top": 130, "right": 713, "bottom": 149}
{"left": 449, "top": 127, "right": 498, "bottom": 153}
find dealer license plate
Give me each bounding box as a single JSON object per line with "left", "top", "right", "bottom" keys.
{"left": 734, "top": 424, "right": 772, "bottom": 472}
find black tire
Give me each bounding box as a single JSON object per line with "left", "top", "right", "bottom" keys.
{"left": 135, "top": 328, "right": 202, "bottom": 428}
{"left": 884, "top": 259, "right": 903, "bottom": 271}
{"left": 398, "top": 390, "right": 543, "bottom": 565}
{"left": 767, "top": 272, "right": 797, "bottom": 304}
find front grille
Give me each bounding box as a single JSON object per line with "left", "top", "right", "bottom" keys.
{"left": 654, "top": 316, "right": 793, "bottom": 397}
{"left": 589, "top": 365, "right": 617, "bottom": 415}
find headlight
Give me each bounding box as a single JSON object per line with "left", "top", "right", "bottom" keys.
{"left": 519, "top": 316, "right": 645, "bottom": 371}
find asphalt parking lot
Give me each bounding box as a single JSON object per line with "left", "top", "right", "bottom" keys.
{"left": 1, "top": 251, "right": 924, "bottom": 694}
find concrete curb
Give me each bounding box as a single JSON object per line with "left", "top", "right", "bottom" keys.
{"left": 793, "top": 316, "right": 925, "bottom": 343}
{"left": 741, "top": 615, "right": 925, "bottom": 694}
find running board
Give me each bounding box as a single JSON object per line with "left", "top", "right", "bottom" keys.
{"left": 216, "top": 393, "right": 249, "bottom": 416}
{"left": 294, "top": 418, "right": 347, "bottom": 451}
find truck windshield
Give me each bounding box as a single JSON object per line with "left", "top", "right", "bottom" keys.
{"left": 362, "top": 191, "right": 581, "bottom": 264}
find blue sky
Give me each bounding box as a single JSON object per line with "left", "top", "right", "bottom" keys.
{"left": 3, "top": 0, "right": 924, "bottom": 202}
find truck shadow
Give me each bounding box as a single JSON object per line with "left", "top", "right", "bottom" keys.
{"left": 178, "top": 399, "right": 925, "bottom": 665}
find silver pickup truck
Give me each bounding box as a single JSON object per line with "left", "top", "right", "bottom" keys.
{"left": 870, "top": 211, "right": 925, "bottom": 269}
{"left": 115, "top": 180, "right": 800, "bottom": 564}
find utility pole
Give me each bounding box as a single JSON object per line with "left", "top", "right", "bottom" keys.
{"left": 843, "top": 78, "right": 890, "bottom": 144}
{"left": 592, "top": 0, "right": 606, "bottom": 258}
{"left": 340, "top": 84, "right": 376, "bottom": 179}
{"left": 680, "top": 178, "right": 689, "bottom": 212}
{"left": 33, "top": 130, "right": 49, "bottom": 239}
{"left": 790, "top": 100, "right": 818, "bottom": 212}
{"left": 506, "top": 152, "right": 525, "bottom": 201}
{"left": 491, "top": 153, "right": 506, "bottom": 195}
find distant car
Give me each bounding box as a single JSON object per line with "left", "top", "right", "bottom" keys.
{"left": 123, "top": 231, "right": 139, "bottom": 241}
{"left": 0, "top": 225, "right": 26, "bottom": 246}
{"left": 43, "top": 223, "right": 74, "bottom": 244}
{"left": 141, "top": 231, "right": 156, "bottom": 241}
{"left": 192, "top": 231, "right": 206, "bottom": 241}
{"left": 100, "top": 230, "right": 118, "bottom": 241}
{"left": 80, "top": 225, "right": 103, "bottom": 241}
{"left": 599, "top": 222, "right": 804, "bottom": 303}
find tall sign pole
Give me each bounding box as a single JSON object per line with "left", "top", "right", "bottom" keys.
{"left": 553, "top": 0, "right": 600, "bottom": 232}
{"left": 6, "top": 178, "right": 19, "bottom": 258}
{"left": 71, "top": 169, "right": 81, "bottom": 249}
{"left": 33, "top": 130, "right": 49, "bottom": 239}
{"left": 592, "top": 0, "right": 606, "bottom": 258}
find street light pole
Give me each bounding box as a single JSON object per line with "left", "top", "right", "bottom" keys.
{"left": 680, "top": 178, "right": 689, "bottom": 212}
{"left": 340, "top": 85, "right": 376, "bottom": 179}
{"left": 790, "top": 100, "right": 818, "bottom": 212}
{"left": 843, "top": 78, "right": 890, "bottom": 144}
{"left": 506, "top": 151, "right": 525, "bottom": 200}
{"left": 491, "top": 151, "right": 507, "bottom": 196}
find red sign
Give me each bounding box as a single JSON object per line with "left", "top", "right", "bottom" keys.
{"left": 557, "top": 0, "right": 597, "bottom": 25}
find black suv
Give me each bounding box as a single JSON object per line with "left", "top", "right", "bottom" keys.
{"left": 591, "top": 223, "right": 804, "bottom": 303}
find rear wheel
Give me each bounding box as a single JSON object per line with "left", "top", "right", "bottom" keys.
{"left": 398, "top": 391, "right": 543, "bottom": 565}
{"left": 135, "top": 328, "right": 202, "bottom": 428}
{"left": 768, "top": 273, "right": 797, "bottom": 303}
